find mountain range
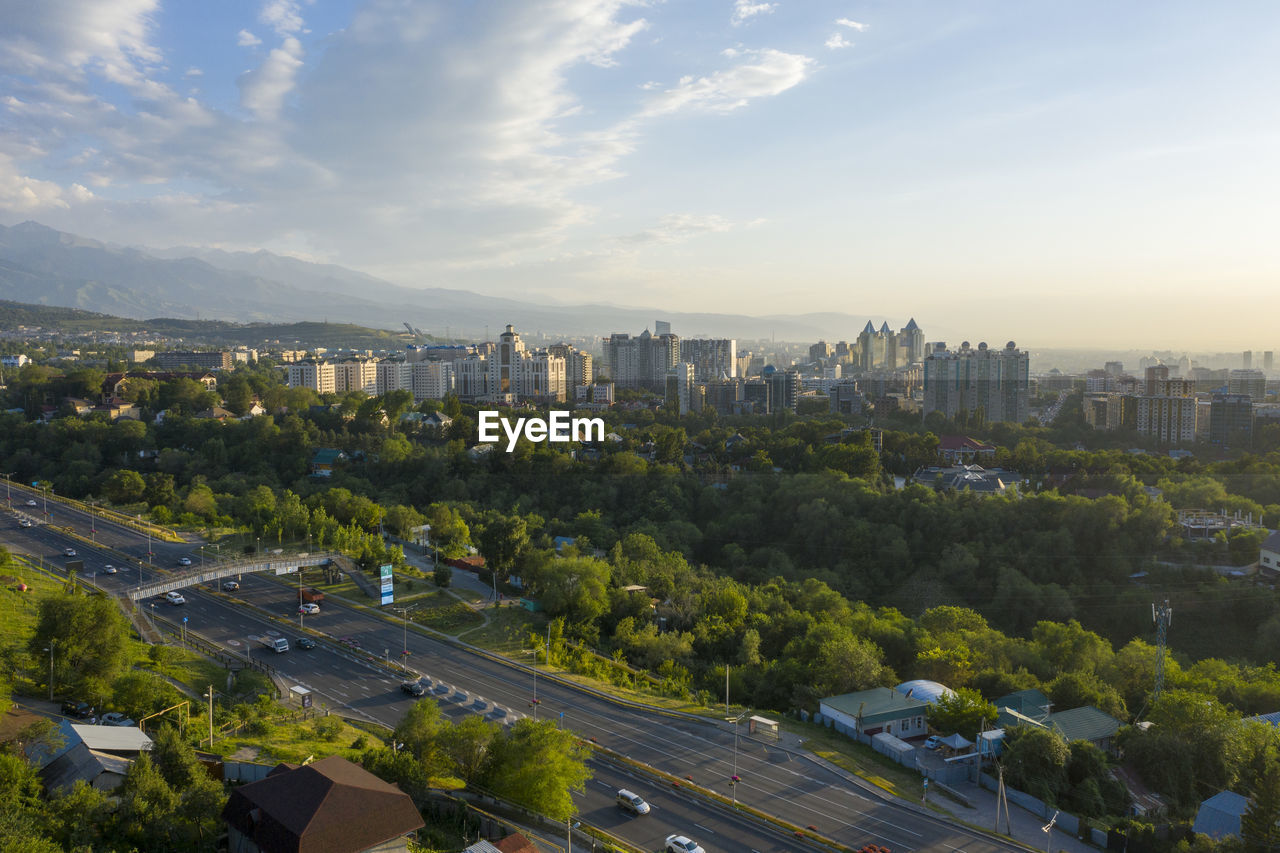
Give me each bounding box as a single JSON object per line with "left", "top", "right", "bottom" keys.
{"left": 0, "top": 220, "right": 894, "bottom": 342}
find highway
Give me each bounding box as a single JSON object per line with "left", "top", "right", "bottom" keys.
{"left": 1, "top": 481, "right": 1019, "bottom": 853}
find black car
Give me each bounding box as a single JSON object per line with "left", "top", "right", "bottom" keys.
{"left": 296, "top": 637, "right": 317, "bottom": 650}
{"left": 400, "top": 681, "right": 426, "bottom": 697}
{"left": 60, "top": 700, "right": 96, "bottom": 721}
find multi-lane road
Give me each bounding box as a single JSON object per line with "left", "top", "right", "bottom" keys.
{"left": 1, "top": 482, "right": 1020, "bottom": 853}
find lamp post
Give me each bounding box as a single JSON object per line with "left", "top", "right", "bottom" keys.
{"left": 730, "top": 711, "right": 748, "bottom": 804}
{"left": 203, "top": 685, "right": 215, "bottom": 747}
{"left": 3, "top": 472, "right": 13, "bottom": 506}
{"left": 525, "top": 648, "right": 539, "bottom": 720}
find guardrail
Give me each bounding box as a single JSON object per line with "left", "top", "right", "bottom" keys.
{"left": 5, "top": 482, "right": 182, "bottom": 542}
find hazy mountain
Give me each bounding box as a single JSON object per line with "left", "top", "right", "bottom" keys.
{"left": 1, "top": 221, "right": 889, "bottom": 341}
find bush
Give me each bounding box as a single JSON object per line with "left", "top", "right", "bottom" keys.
{"left": 351, "top": 734, "right": 368, "bottom": 750}
{"left": 313, "top": 716, "right": 344, "bottom": 741}
{"left": 433, "top": 564, "right": 453, "bottom": 588}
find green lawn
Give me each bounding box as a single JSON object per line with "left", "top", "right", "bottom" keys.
{"left": 205, "top": 712, "right": 382, "bottom": 765}
{"left": 789, "top": 718, "right": 929, "bottom": 803}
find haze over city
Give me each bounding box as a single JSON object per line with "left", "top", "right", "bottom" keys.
{"left": 2, "top": 1, "right": 1278, "bottom": 348}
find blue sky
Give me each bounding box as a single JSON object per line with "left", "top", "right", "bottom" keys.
{"left": 1, "top": 0, "right": 1278, "bottom": 347}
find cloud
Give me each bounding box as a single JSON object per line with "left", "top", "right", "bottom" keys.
{"left": 641, "top": 48, "right": 814, "bottom": 116}
{"left": 836, "top": 18, "right": 868, "bottom": 31}
{"left": 825, "top": 33, "right": 851, "bottom": 50}
{"left": 238, "top": 37, "right": 303, "bottom": 119}
{"left": 237, "top": 29, "right": 262, "bottom": 47}
{"left": 731, "top": 0, "right": 775, "bottom": 25}
{"left": 619, "top": 213, "right": 737, "bottom": 245}
{"left": 260, "top": 0, "right": 305, "bottom": 37}
{"left": 183, "top": 66, "right": 203, "bottom": 77}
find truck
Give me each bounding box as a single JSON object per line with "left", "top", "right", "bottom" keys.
{"left": 250, "top": 635, "right": 289, "bottom": 653}
{"left": 297, "top": 587, "right": 325, "bottom": 604}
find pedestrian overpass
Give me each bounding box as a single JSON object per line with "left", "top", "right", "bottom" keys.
{"left": 126, "top": 551, "right": 343, "bottom": 600}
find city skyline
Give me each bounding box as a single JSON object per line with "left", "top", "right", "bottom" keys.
{"left": 2, "top": 1, "right": 1279, "bottom": 348}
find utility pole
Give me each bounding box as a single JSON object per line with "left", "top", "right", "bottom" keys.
{"left": 45, "top": 641, "right": 54, "bottom": 701}
{"left": 205, "top": 685, "right": 214, "bottom": 746}
{"left": 1153, "top": 600, "right": 1173, "bottom": 698}
{"left": 725, "top": 663, "right": 730, "bottom": 717}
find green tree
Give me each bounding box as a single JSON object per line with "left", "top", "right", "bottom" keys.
{"left": 28, "top": 593, "right": 129, "bottom": 693}
{"left": 928, "top": 687, "right": 997, "bottom": 741}
{"left": 535, "top": 555, "right": 611, "bottom": 626}
{"left": 477, "top": 513, "right": 529, "bottom": 579}
{"left": 393, "top": 700, "right": 446, "bottom": 777}
{"left": 1243, "top": 766, "right": 1280, "bottom": 853}
{"left": 425, "top": 504, "right": 471, "bottom": 558}
{"left": 104, "top": 468, "right": 146, "bottom": 504}
{"left": 481, "top": 719, "right": 591, "bottom": 820}
{"left": 1002, "top": 726, "right": 1069, "bottom": 805}
{"left": 437, "top": 714, "right": 499, "bottom": 784}
{"left": 433, "top": 563, "right": 453, "bottom": 588}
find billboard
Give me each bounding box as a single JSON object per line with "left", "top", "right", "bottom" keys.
{"left": 379, "top": 564, "right": 394, "bottom": 605}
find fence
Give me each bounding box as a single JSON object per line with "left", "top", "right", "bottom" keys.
{"left": 978, "top": 771, "right": 1082, "bottom": 836}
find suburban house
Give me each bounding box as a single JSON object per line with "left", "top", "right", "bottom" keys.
{"left": 1192, "top": 790, "right": 1250, "bottom": 840}
{"left": 937, "top": 435, "right": 998, "bottom": 465}
{"left": 1260, "top": 531, "right": 1280, "bottom": 574}
{"left": 19, "top": 717, "right": 154, "bottom": 795}
{"left": 309, "top": 448, "right": 348, "bottom": 477}
{"left": 1047, "top": 706, "right": 1124, "bottom": 754}
{"left": 820, "top": 687, "right": 930, "bottom": 740}
{"left": 994, "top": 688, "right": 1052, "bottom": 723}
{"left": 911, "top": 465, "right": 1021, "bottom": 495}
{"left": 222, "top": 755, "right": 424, "bottom": 853}
{"left": 464, "top": 835, "right": 538, "bottom": 853}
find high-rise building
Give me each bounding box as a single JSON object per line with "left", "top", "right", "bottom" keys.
{"left": 1137, "top": 395, "right": 1197, "bottom": 444}
{"left": 1228, "top": 369, "right": 1266, "bottom": 401}
{"left": 922, "top": 341, "right": 1030, "bottom": 424}
{"left": 489, "top": 324, "right": 526, "bottom": 398}
{"left": 1266, "top": 351, "right": 1275, "bottom": 371}
{"left": 680, "top": 338, "right": 737, "bottom": 381}
{"left": 333, "top": 360, "right": 377, "bottom": 394}
{"left": 410, "top": 361, "right": 455, "bottom": 401}
{"left": 376, "top": 361, "right": 413, "bottom": 396}
{"left": 767, "top": 368, "right": 800, "bottom": 413}
{"left": 742, "top": 380, "right": 771, "bottom": 413}
{"left": 605, "top": 328, "right": 679, "bottom": 390}
{"left": 666, "top": 363, "right": 697, "bottom": 415}
{"left": 455, "top": 356, "right": 489, "bottom": 399}
{"left": 287, "top": 362, "right": 335, "bottom": 394}
{"left": 809, "top": 341, "right": 833, "bottom": 363}
{"left": 518, "top": 351, "right": 567, "bottom": 403}
{"left": 654, "top": 320, "right": 671, "bottom": 337}
{"left": 154, "top": 350, "right": 233, "bottom": 371}
{"left": 1105, "top": 361, "right": 1125, "bottom": 376}
{"left": 1244, "top": 351, "right": 1253, "bottom": 369}
{"left": 548, "top": 344, "right": 593, "bottom": 389}
{"left": 898, "top": 318, "right": 926, "bottom": 364}
{"left": 1210, "top": 394, "right": 1254, "bottom": 448}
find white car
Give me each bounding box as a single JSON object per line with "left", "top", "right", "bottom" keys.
{"left": 18, "top": 519, "right": 32, "bottom": 528}
{"left": 103, "top": 565, "right": 117, "bottom": 574}
{"left": 177, "top": 557, "right": 192, "bottom": 566}
{"left": 298, "top": 602, "right": 320, "bottom": 615}
{"left": 223, "top": 580, "right": 239, "bottom": 591}
{"left": 165, "top": 591, "right": 186, "bottom": 605}
{"left": 665, "top": 836, "right": 705, "bottom": 853}
{"left": 64, "top": 548, "right": 76, "bottom": 557}
{"left": 25, "top": 499, "right": 37, "bottom": 507}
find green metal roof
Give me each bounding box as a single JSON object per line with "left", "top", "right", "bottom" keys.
{"left": 994, "top": 688, "right": 1052, "bottom": 720}
{"left": 821, "top": 688, "right": 929, "bottom": 725}
{"left": 1048, "top": 706, "right": 1122, "bottom": 744}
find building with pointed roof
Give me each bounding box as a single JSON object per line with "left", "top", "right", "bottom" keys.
{"left": 222, "top": 755, "right": 424, "bottom": 853}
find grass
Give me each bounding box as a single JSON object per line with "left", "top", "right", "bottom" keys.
{"left": 205, "top": 712, "right": 384, "bottom": 764}
{"left": 455, "top": 603, "right": 537, "bottom": 647}
{"left": 0, "top": 559, "right": 66, "bottom": 652}
{"left": 790, "top": 718, "right": 928, "bottom": 802}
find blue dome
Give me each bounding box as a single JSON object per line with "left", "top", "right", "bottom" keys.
{"left": 762, "top": 364, "right": 777, "bottom": 376}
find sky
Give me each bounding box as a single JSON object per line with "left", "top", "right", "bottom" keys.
{"left": 1, "top": 0, "right": 1279, "bottom": 348}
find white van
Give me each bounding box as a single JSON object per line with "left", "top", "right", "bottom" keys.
{"left": 616, "top": 789, "right": 650, "bottom": 815}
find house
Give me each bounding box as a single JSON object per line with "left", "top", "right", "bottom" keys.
{"left": 1259, "top": 531, "right": 1280, "bottom": 574}
{"left": 310, "top": 448, "right": 348, "bottom": 477}
{"left": 19, "top": 717, "right": 153, "bottom": 794}
{"left": 464, "top": 835, "right": 539, "bottom": 853}
{"left": 912, "top": 464, "right": 1021, "bottom": 495}
{"left": 92, "top": 398, "right": 142, "bottom": 421}
{"left": 1192, "top": 790, "right": 1249, "bottom": 840}
{"left": 819, "top": 687, "right": 930, "bottom": 740}
{"left": 937, "top": 435, "right": 997, "bottom": 465}
{"left": 196, "top": 406, "right": 236, "bottom": 420}
{"left": 424, "top": 411, "right": 453, "bottom": 429}
{"left": 222, "top": 755, "right": 424, "bottom": 853}
{"left": 1047, "top": 706, "right": 1123, "bottom": 753}
{"left": 994, "top": 688, "right": 1052, "bottom": 723}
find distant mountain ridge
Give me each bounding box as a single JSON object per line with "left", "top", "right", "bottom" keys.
{"left": 1, "top": 220, "right": 892, "bottom": 341}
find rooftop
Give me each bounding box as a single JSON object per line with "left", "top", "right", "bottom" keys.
{"left": 821, "top": 687, "right": 930, "bottom": 725}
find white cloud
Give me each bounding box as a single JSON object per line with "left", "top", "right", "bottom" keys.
{"left": 836, "top": 18, "right": 868, "bottom": 31}
{"left": 183, "top": 66, "right": 203, "bottom": 77}
{"left": 619, "top": 213, "right": 737, "bottom": 245}
{"left": 825, "top": 33, "right": 851, "bottom": 50}
{"left": 732, "top": 0, "right": 775, "bottom": 25}
{"left": 260, "top": 0, "right": 305, "bottom": 37}
{"left": 237, "top": 29, "right": 262, "bottom": 47}
{"left": 238, "top": 37, "right": 303, "bottom": 119}
{"left": 641, "top": 48, "right": 814, "bottom": 116}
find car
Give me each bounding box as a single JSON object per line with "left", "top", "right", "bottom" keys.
{"left": 18, "top": 519, "right": 32, "bottom": 528}
{"left": 100, "top": 712, "right": 136, "bottom": 727}
{"left": 924, "top": 735, "right": 943, "bottom": 750}
{"left": 60, "top": 700, "right": 96, "bottom": 720}
{"left": 165, "top": 591, "right": 186, "bottom": 605}
{"left": 25, "top": 499, "right": 36, "bottom": 507}
{"left": 103, "top": 565, "right": 117, "bottom": 574}
{"left": 298, "top": 602, "right": 320, "bottom": 615}
{"left": 616, "top": 789, "right": 650, "bottom": 815}
{"left": 177, "top": 557, "right": 192, "bottom": 566}
{"left": 295, "top": 637, "right": 317, "bottom": 650}
{"left": 401, "top": 681, "right": 427, "bottom": 697}
{"left": 665, "top": 835, "right": 705, "bottom": 853}
{"left": 63, "top": 548, "right": 76, "bottom": 557}
{"left": 222, "top": 580, "right": 239, "bottom": 591}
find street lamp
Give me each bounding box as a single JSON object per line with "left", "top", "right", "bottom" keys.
{"left": 203, "top": 685, "right": 215, "bottom": 747}
{"left": 524, "top": 648, "right": 540, "bottom": 720}
{"left": 2, "top": 472, "right": 14, "bottom": 505}
{"left": 730, "top": 711, "right": 749, "bottom": 804}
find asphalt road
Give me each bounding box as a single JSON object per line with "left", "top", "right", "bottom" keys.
{"left": 1, "top": 485, "right": 1020, "bottom": 853}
